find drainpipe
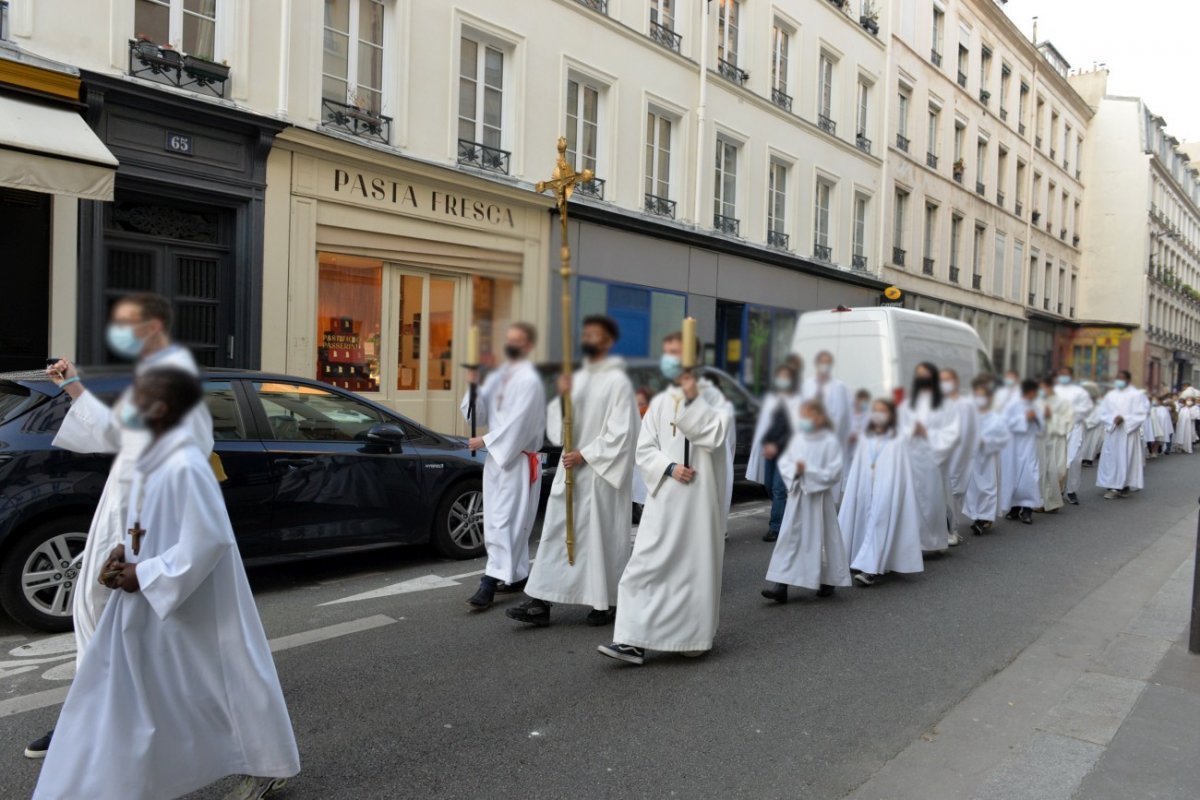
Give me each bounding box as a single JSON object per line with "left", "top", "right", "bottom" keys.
{"left": 692, "top": 0, "right": 711, "bottom": 228}
{"left": 277, "top": 0, "right": 291, "bottom": 117}
{"left": 876, "top": 6, "right": 894, "bottom": 290}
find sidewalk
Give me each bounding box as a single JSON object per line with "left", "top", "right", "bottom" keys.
{"left": 846, "top": 508, "right": 1199, "bottom": 800}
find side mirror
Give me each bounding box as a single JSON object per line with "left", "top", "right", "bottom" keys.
{"left": 366, "top": 423, "right": 406, "bottom": 449}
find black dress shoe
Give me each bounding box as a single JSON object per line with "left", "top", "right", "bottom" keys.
{"left": 1005, "top": 508, "right": 1020, "bottom": 520}
{"left": 467, "top": 578, "right": 497, "bottom": 610}
{"left": 761, "top": 583, "right": 788, "bottom": 603}
{"left": 1019, "top": 507, "right": 1033, "bottom": 525}
{"left": 1065, "top": 492, "right": 1079, "bottom": 505}
{"left": 494, "top": 578, "right": 527, "bottom": 595}
{"left": 816, "top": 584, "right": 835, "bottom": 598}
{"left": 763, "top": 530, "right": 779, "bottom": 542}
{"left": 586, "top": 607, "right": 615, "bottom": 626}
{"left": 506, "top": 598, "right": 552, "bottom": 626}
{"left": 970, "top": 520, "right": 985, "bottom": 536}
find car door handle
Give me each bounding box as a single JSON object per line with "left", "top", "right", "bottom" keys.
{"left": 276, "top": 457, "right": 316, "bottom": 470}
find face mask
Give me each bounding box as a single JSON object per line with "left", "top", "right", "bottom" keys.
{"left": 869, "top": 410, "right": 889, "bottom": 427}
{"left": 1004, "top": 377, "right": 1017, "bottom": 387}
{"left": 856, "top": 401, "right": 868, "bottom": 413}
{"left": 660, "top": 353, "right": 683, "bottom": 380}
{"left": 106, "top": 323, "right": 146, "bottom": 360}
{"left": 580, "top": 342, "right": 601, "bottom": 358}
{"left": 1057, "top": 375, "right": 1071, "bottom": 385}
{"left": 503, "top": 344, "right": 523, "bottom": 361}
{"left": 939, "top": 380, "right": 956, "bottom": 396}
{"left": 973, "top": 394, "right": 989, "bottom": 410}
{"left": 1037, "top": 388, "right": 1047, "bottom": 399}
{"left": 120, "top": 401, "right": 146, "bottom": 431}
{"left": 816, "top": 363, "right": 832, "bottom": 376}
{"left": 797, "top": 418, "right": 815, "bottom": 433}
{"left": 1114, "top": 379, "right": 1128, "bottom": 390}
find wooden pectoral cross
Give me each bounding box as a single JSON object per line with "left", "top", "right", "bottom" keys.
{"left": 129, "top": 520, "right": 146, "bottom": 556}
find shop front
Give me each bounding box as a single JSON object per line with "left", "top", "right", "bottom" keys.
{"left": 1066, "top": 326, "right": 1134, "bottom": 385}
{"left": 262, "top": 130, "right": 549, "bottom": 435}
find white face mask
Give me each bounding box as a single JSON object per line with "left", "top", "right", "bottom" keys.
{"left": 939, "top": 380, "right": 957, "bottom": 396}
{"left": 869, "top": 410, "right": 889, "bottom": 427}
{"left": 816, "top": 363, "right": 832, "bottom": 377}
{"left": 773, "top": 376, "right": 792, "bottom": 392}
{"left": 973, "top": 394, "right": 989, "bottom": 410}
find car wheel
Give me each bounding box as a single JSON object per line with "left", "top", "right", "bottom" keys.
{"left": 432, "top": 479, "right": 485, "bottom": 559}
{"left": 0, "top": 516, "right": 90, "bottom": 632}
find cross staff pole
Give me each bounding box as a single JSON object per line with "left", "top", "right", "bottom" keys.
{"left": 537, "top": 137, "right": 593, "bottom": 567}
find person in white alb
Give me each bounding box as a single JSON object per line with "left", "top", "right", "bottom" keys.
{"left": 898, "top": 363, "right": 962, "bottom": 553}
{"left": 1054, "top": 367, "right": 1094, "bottom": 505}
{"left": 939, "top": 368, "right": 977, "bottom": 545}
{"left": 962, "top": 377, "right": 1011, "bottom": 535}
{"left": 802, "top": 351, "right": 853, "bottom": 469}
{"left": 461, "top": 323, "right": 547, "bottom": 610}
{"left": 1097, "top": 371, "right": 1149, "bottom": 499}
{"left": 1037, "top": 375, "right": 1073, "bottom": 513}
{"left": 1001, "top": 380, "right": 1044, "bottom": 525}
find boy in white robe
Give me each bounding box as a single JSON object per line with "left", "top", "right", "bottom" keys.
{"left": 509, "top": 316, "right": 638, "bottom": 627}
{"left": 761, "top": 399, "right": 846, "bottom": 603}
{"left": 898, "top": 362, "right": 961, "bottom": 553}
{"left": 839, "top": 400, "right": 923, "bottom": 586}
{"left": 963, "top": 377, "right": 1011, "bottom": 535}
{"left": 1055, "top": 367, "right": 1094, "bottom": 503}
{"left": 1037, "top": 376, "right": 1073, "bottom": 513}
{"left": 940, "top": 368, "right": 977, "bottom": 545}
{"left": 462, "top": 323, "right": 547, "bottom": 610}
{"left": 1001, "top": 380, "right": 1044, "bottom": 524}
{"left": 992, "top": 370, "right": 1022, "bottom": 413}
{"left": 599, "top": 359, "right": 729, "bottom": 666}
{"left": 34, "top": 368, "right": 298, "bottom": 800}
{"left": 1097, "top": 371, "right": 1149, "bottom": 497}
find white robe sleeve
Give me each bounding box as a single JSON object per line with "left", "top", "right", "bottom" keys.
{"left": 135, "top": 463, "right": 234, "bottom": 621}
{"left": 1125, "top": 393, "right": 1149, "bottom": 432}
{"left": 482, "top": 373, "right": 543, "bottom": 469}
{"left": 636, "top": 398, "right": 674, "bottom": 498}
{"left": 1098, "top": 392, "right": 1119, "bottom": 433}
{"left": 51, "top": 389, "right": 125, "bottom": 455}
{"left": 676, "top": 393, "right": 730, "bottom": 452}
{"left": 460, "top": 373, "right": 494, "bottom": 427}
{"left": 545, "top": 393, "right": 565, "bottom": 448}
{"left": 578, "top": 377, "right": 637, "bottom": 490}
{"left": 921, "top": 405, "right": 961, "bottom": 467}
{"left": 801, "top": 436, "right": 843, "bottom": 494}
{"left": 979, "top": 413, "right": 1011, "bottom": 455}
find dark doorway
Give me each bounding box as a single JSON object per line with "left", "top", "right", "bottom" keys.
{"left": 0, "top": 189, "right": 51, "bottom": 371}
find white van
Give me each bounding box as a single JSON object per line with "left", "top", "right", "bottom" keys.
{"left": 790, "top": 306, "right": 993, "bottom": 402}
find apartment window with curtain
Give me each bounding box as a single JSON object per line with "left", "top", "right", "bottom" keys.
{"left": 818, "top": 53, "right": 835, "bottom": 131}
{"left": 1012, "top": 240, "right": 1024, "bottom": 300}
{"left": 856, "top": 79, "right": 871, "bottom": 151}
{"left": 950, "top": 214, "right": 962, "bottom": 278}
{"left": 771, "top": 22, "right": 790, "bottom": 104}
{"left": 993, "top": 231, "right": 1006, "bottom": 295}
{"left": 814, "top": 180, "right": 833, "bottom": 259}
{"left": 997, "top": 148, "right": 1008, "bottom": 204}
{"left": 976, "top": 139, "right": 987, "bottom": 190}
{"left": 717, "top": 0, "right": 740, "bottom": 66}
{"left": 137, "top": 0, "right": 218, "bottom": 59}
{"left": 853, "top": 194, "right": 869, "bottom": 267}
{"left": 322, "top": 0, "right": 384, "bottom": 114}
{"left": 565, "top": 77, "right": 601, "bottom": 177}
{"left": 458, "top": 37, "right": 506, "bottom": 156}
{"left": 768, "top": 161, "right": 788, "bottom": 247}
{"left": 957, "top": 42, "right": 969, "bottom": 86}
{"left": 1029, "top": 250, "right": 1039, "bottom": 304}
{"left": 999, "top": 64, "right": 1011, "bottom": 117}
{"left": 953, "top": 122, "right": 964, "bottom": 162}
{"left": 931, "top": 7, "right": 944, "bottom": 62}
{"left": 972, "top": 224, "right": 986, "bottom": 288}
{"left": 896, "top": 89, "right": 910, "bottom": 151}
{"left": 644, "top": 110, "right": 673, "bottom": 213}
{"left": 714, "top": 137, "right": 739, "bottom": 232}
{"left": 650, "top": 0, "right": 674, "bottom": 33}
{"left": 923, "top": 203, "right": 938, "bottom": 274}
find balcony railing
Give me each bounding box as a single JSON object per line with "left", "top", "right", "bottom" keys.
{"left": 1043, "top": 298, "right": 1050, "bottom": 310}
{"left": 1060, "top": 227, "right": 1068, "bottom": 240}
{"left": 931, "top": 49, "right": 943, "bottom": 67}
{"left": 648, "top": 20, "right": 682, "bottom": 52}
{"left": 818, "top": 114, "right": 837, "bottom": 135}
{"left": 1076, "top": 168, "right": 1081, "bottom": 181}
{"left": 896, "top": 133, "right": 910, "bottom": 152}
{"left": 852, "top": 254, "right": 868, "bottom": 271}
{"left": 1063, "top": 158, "right": 1070, "bottom": 171}
{"left": 1050, "top": 148, "right": 1057, "bottom": 160}
{"left": 771, "top": 87, "right": 793, "bottom": 112}
{"left": 1028, "top": 292, "right": 1036, "bottom": 306}
{"left": 953, "top": 170, "right": 964, "bottom": 184}
{"left": 997, "top": 191, "right": 1005, "bottom": 207}
{"left": 927, "top": 152, "right": 939, "bottom": 169}
{"left": 979, "top": 89, "right": 991, "bottom": 105}
{"left": 718, "top": 58, "right": 749, "bottom": 86}
{"left": 923, "top": 257, "right": 935, "bottom": 275}
{"left": 957, "top": 71, "right": 968, "bottom": 88}
{"left": 321, "top": 97, "right": 393, "bottom": 144}
{"left": 893, "top": 247, "right": 907, "bottom": 266}
{"left": 575, "top": 0, "right": 608, "bottom": 13}
{"left": 814, "top": 243, "right": 833, "bottom": 262}
{"left": 1015, "top": 201, "right": 1024, "bottom": 217}
{"left": 1058, "top": 302, "right": 1064, "bottom": 314}
{"left": 767, "top": 229, "right": 790, "bottom": 249}
{"left": 1069, "top": 306, "right": 1075, "bottom": 317}
{"left": 1036, "top": 135, "right": 1043, "bottom": 149}
{"left": 1000, "top": 108, "right": 1008, "bottom": 121}
{"left": 457, "top": 139, "right": 511, "bottom": 174}
{"left": 1019, "top": 122, "right": 1027, "bottom": 136}
{"left": 1073, "top": 234, "right": 1081, "bottom": 247}
{"left": 972, "top": 274, "right": 982, "bottom": 290}
{"left": 575, "top": 177, "right": 606, "bottom": 201}
{"left": 856, "top": 132, "right": 872, "bottom": 154}
{"left": 127, "top": 38, "right": 230, "bottom": 98}
{"left": 976, "top": 181, "right": 986, "bottom": 196}
{"left": 949, "top": 265, "right": 960, "bottom": 283}
{"left": 714, "top": 213, "right": 741, "bottom": 236}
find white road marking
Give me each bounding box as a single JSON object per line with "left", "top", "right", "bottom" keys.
{"left": 446, "top": 568, "right": 485, "bottom": 580}
{"left": 0, "top": 687, "right": 70, "bottom": 719}
{"left": 319, "top": 574, "right": 464, "bottom": 606}
{"left": 269, "top": 614, "right": 397, "bottom": 652}
{"left": 9, "top": 634, "right": 74, "bottom": 658}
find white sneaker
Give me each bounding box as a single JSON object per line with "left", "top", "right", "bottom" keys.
{"left": 947, "top": 532, "right": 964, "bottom": 547}
{"left": 1103, "top": 490, "right": 1118, "bottom": 500}
{"left": 222, "top": 776, "right": 288, "bottom": 800}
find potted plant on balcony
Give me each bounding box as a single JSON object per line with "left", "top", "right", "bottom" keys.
{"left": 133, "top": 34, "right": 160, "bottom": 61}
{"left": 158, "top": 42, "right": 182, "bottom": 66}
{"left": 860, "top": 1, "right": 880, "bottom": 34}
{"left": 952, "top": 158, "right": 965, "bottom": 178}
{"left": 343, "top": 92, "right": 385, "bottom": 129}
{"left": 183, "top": 51, "right": 230, "bottom": 83}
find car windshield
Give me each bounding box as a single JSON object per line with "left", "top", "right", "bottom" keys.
{"left": 0, "top": 381, "right": 42, "bottom": 426}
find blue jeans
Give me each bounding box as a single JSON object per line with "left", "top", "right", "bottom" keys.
{"left": 763, "top": 456, "right": 789, "bottom": 534}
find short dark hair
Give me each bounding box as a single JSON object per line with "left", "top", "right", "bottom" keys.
{"left": 1118, "top": 370, "right": 1132, "bottom": 382}
{"left": 1039, "top": 374, "right": 1058, "bottom": 388}
{"left": 120, "top": 292, "right": 173, "bottom": 330}
{"left": 801, "top": 399, "right": 833, "bottom": 430}
{"left": 582, "top": 314, "right": 620, "bottom": 342}
{"left": 663, "top": 330, "right": 703, "bottom": 358}
{"left": 1021, "top": 379, "right": 1039, "bottom": 395}
{"left": 971, "top": 375, "right": 993, "bottom": 392}
{"left": 509, "top": 322, "right": 538, "bottom": 346}
{"left": 1059, "top": 366, "right": 1074, "bottom": 376}
{"left": 136, "top": 367, "right": 202, "bottom": 433}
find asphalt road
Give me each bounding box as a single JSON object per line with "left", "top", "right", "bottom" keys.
{"left": 1, "top": 460, "right": 1197, "bottom": 800}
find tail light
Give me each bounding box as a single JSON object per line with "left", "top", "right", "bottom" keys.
{"left": 892, "top": 386, "right": 906, "bottom": 406}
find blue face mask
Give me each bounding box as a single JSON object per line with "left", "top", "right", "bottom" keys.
{"left": 660, "top": 353, "right": 683, "bottom": 381}
{"left": 797, "top": 418, "right": 815, "bottom": 433}
{"left": 1003, "top": 377, "right": 1016, "bottom": 387}
{"left": 106, "top": 323, "right": 147, "bottom": 360}
{"left": 1057, "top": 375, "right": 1071, "bottom": 385}
{"left": 1114, "top": 379, "right": 1128, "bottom": 390}
{"left": 119, "top": 401, "right": 146, "bottom": 431}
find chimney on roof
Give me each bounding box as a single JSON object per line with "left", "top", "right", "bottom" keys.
{"left": 1032, "top": 15, "right": 1039, "bottom": 44}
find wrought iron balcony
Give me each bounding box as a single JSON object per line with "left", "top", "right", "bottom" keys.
{"left": 767, "top": 229, "right": 790, "bottom": 249}
{"left": 1069, "top": 306, "right": 1075, "bottom": 317}
{"left": 1043, "top": 298, "right": 1050, "bottom": 310}
{"left": 649, "top": 20, "right": 682, "bottom": 52}
{"left": 1058, "top": 302, "right": 1063, "bottom": 314}
{"left": 1015, "top": 201, "right": 1024, "bottom": 217}
{"left": 931, "top": 49, "right": 943, "bottom": 67}
{"left": 949, "top": 265, "right": 960, "bottom": 283}
{"left": 718, "top": 58, "right": 749, "bottom": 86}
{"left": 321, "top": 97, "right": 393, "bottom": 144}
{"left": 818, "top": 114, "right": 837, "bottom": 135}
{"left": 860, "top": 14, "right": 879, "bottom": 35}
{"left": 972, "top": 274, "right": 982, "bottom": 290}
{"left": 953, "top": 171, "right": 964, "bottom": 184}
{"left": 575, "top": 0, "right": 608, "bottom": 13}
{"left": 852, "top": 254, "right": 868, "bottom": 271}
{"left": 1019, "top": 122, "right": 1027, "bottom": 136}
{"left": 1036, "top": 135, "right": 1043, "bottom": 149}
{"left": 979, "top": 89, "right": 991, "bottom": 105}
{"left": 644, "top": 193, "right": 676, "bottom": 219}
{"left": 923, "top": 257, "right": 935, "bottom": 275}
{"left": 1000, "top": 108, "right": 1008, "bottom": 121}
{"left": 771, "top": 87, "right": 793, "bottom": 112}
{"left": 856, "top": 132, "right": 872, "bottom": 154}
{"left": 1076, "top": 168, "right": 1081, "bottom": 181}
{"left": 997, "top": 191, "right": 1005, "bottom": 207}
{"left": 1073, "top": 234, "right": 1080, "bottom": 247}
{"left": 1028, "top": 292, "right": 1036, "bottom": 306}
{"left": 1063, "top": 158, "right": 1070, "bottom": 171}
{"left": 976, "top": 181, "right": 986, "bottom": 196}
{"left": 926, "top": 152, "right": 938, "bottom": 169}
{"left": 714, "top": 213, "right": 741, "bottom": 236}
{"left": 957, "top": 71, "right": 968, "bottom": 88}
{"left": 457, "top": 139, "right": 511, "bottom": 174}
{"left": 814, "top": 243, "right": 833, "bottom": 262}
{"left": 1032, "top": 210, "right": 1041, "bottom": 222}
{"left": 127, "top": 38, "right": 230, "bottom": 98}
{"left": 892, "top": 247, "right": 907, "bottom": 266}
{"left": 1050, "top": 148, "right": 1057, "bottom": 160}
{"left": 1060, "top": 227, "right": 1068, "bottom": 240}
{"left": 896, "top": 133, "right": 910, "bottom": 152}
{"left": 575, "top": 177, "right": 606, "bottom": 200}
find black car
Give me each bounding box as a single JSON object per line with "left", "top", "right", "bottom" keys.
{"left": 0, "top": 368, "right": 485, "bottom": 632}
{"left": 535, "top": 360, "right": 760, "bottom": 484}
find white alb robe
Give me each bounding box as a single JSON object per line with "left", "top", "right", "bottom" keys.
{"left": 1082, "top": 400, "right": 1105, "bottom": 462}
{"left": 745, "top": 391, "right": 801, "bottom": 485}
{"left": 1056, "top": 382, "right": 1095, "bottom": 495}
{"left": 802, "top": 376, "right": 853, "bottom": 453}
{"left": 962, "top": 408, "right": 1011, "bottom": 521}
{"left": 528, "top": 356, "right": 638, "bottom": 610}
{"left": 615, "top": 386, "right": 729, "bottom": 652}
{"left": 992, "top": 383, "right": 1019, "bottom": 414}
{"left": 1172, "top": 405, "right": 1195, "bottom": 453}
{"left": 839, "top": 431, "right": 924, "bottom": 576}
{"left": 899, "top": 394, "right": 961, "bottom": 551}
{"left": 944, "top": 395, "right": 979, "bottom": 528}
{"left": 461, "top": 360, "right": 546, "bottom": 583}
{"left": 1038, "top": 393, "right": 1073, "bottom": 511}
{"left": 51, "top": 345, "right": 213, "bottom": 665}
{"left": 698, "top": 378, "right": 737, "bottom": 521}
{"left": 1096, "top": 387, "right": 1149, "bottom": 490}
{"left": 765, "top": 429, "right": 847, "bottom": 590}
{"left": 34, "top": 427, "right": 299, "bottom": 800}
{"left": 1153, "top": 405, "right": 1174, "bottom": 444}
{"left": 1000, "top": 398, "right": 1043, "bottom": 510}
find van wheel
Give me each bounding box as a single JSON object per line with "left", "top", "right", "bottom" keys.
{"left": 432, "top": 479, "right": 485, "bottom": 559}
{"left": 0, "top": 516, "right": 90, "bottom": 632}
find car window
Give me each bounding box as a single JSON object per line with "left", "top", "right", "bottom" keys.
{"left": 0, "top": 382, "right": 37, "bottom": 425}
{"left": 204, "top": 381, "right": 248, "bottom": 441}
{"left": 251, "top": 381, "right": 385, "bottom": 442}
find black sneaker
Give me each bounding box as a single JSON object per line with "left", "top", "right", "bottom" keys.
{"left": 763, "top": 530, "right": 779, "bottom": 542}
{"left": 761, "top": 583, "right": 788, "bottom": 604}
{"left": 970, "top": 520, "right": 986, "bottom": 536}
{"left": 1019, "top": 507, "right": 1033, "bottom": 525}
{"left": 816, "top": 584, "right": 835, "bottom": 598}
{"left": 494, "top": 578, "right": 527, "bottom": 595}
{"left": 597, "top": 642, "right": 645, "bottom": 665}
{"left": 1065, "top": 492, "right": 1080, "bottom": 505}
{"left": 1005, "top": 508, "right": 1020, "bottom": 520}
{"left": 506, "top": 598, "right": 552, "bottom": 626}
{"left": 585, "top": 607, "right": 616, "bottom": 626}
{"left": 467, "top": 577, "right": 497, "bottom": 610}
{"left": 24, "top": 730, "right": 52, "bottom": 759}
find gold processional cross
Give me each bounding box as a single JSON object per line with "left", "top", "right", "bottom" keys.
{"left": 536, "top": 136, "right": 593, "bottom": 567}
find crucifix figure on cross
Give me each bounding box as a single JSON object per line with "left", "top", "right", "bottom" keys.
{"left": 129, "top": 520, "right": 146, "bottom": 556}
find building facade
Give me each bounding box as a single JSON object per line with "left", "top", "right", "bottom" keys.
{"left": 1070, "top": 69, "right": 1200, "bottom": 391}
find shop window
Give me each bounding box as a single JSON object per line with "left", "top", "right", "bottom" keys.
{"left": 396, "top": 274, "right": 423, "bottom": 391}
{"left": 317, "top": 253, "right": 382, "bottom": 393}
{"left": 425, "top": 277, "right": 456, "bottom": 392}
{"left": 472, "top": 275, "right": 517, "bottom": 370}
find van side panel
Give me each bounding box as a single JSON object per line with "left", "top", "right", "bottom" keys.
{"left": 793, "top": 317, "right": 892, "bottom": 399}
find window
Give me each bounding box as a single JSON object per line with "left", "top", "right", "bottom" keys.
{"left": 853, "top": 194, "right": 869, "bottom": 260}
{"left": 893, "top": 188, "right": 909, "bottom": 254}
{"left": 818, "top": 54, "right": 835, "bottom": 123}
{"left": 717, "top": 0, "right": 740, "bottom": 65}
{"left": 953, "top": 121, "right": 964, "bottom": 162}
{"left": 976, "top": 138, "right": 987, "bottom": 185}
{"left": 136, "top": 0, "right": 218, "bottom": 59}
{"left": 1012, "top": 241, "right": 1023, "bottom": 300}
{"left": 768, "top": 161, "right": 788, "bottom": 242}
{"left": 1019, "top": 82, "right": 1029, "bottom": 130}
{"left": 714, "top": 137, "right": 739, "bottom": 226}
{"left": 927, "top": 106, "right": 940, "bottom": 156}
{"left": 993, "top": 231, "right": 1006, "bottom": 295}
{"left": 1, "top": 0, "right": 11, "bottom": 41}
{"left": 1000, "top": 64, "right": 1011, "bottom": 116}
{"left": 580, "top": 279, "right": 684, "bottom": 359}
{"left": 645, "top": 110, "right": 673, "bottom": 203}
{"left": 322, "top": 0, "right": 384, "bottom": 114}
{"left": 771, "top": 22, "right": 789, "bottom": 96}
{"left": 650, "top": 0, "right": 674, "bottom": 32}
{"left": 997, "top": 148, "right": 1008, "bottom": 197}
{"left": 1029, "top": 250, "right": 1039, "bottom": 303}
{"left": 1015, "top": 160, "right": 1026, "bottom": 207}
{"left": 931, "top": 8, "right": 944, "bottom": 59}
{"left": 1070, "top": 272, "right": 1077, "bottom": 315}
{"left": 897, "top": 89, "right": 910, "bottom": 141}
{"left": 565, "top": 77, "right": 601, "bottom": 176}
{"left": 253, "top": 381, "right": 386, "bottom": 442}
{"left": 923, "top": 202, "right": 938, "bottom": 263}
{"left": 317, "top": 253, "right": 382, "bottom": 393}
{"left": 972, "top": 224, "right": 985, "bottom": 284}
{"left": 459, "top": 35, "right": 507, "bottom": 158}
{"left": 1043, "top": 259, "right": 1053, "bottom": 306}
{"left": 980, "top": 46, "right": 992, "bottom": 93}
{"left": 857, "top": 79, "right": 871, "bottom": 137}
{"left": 950, "top": 214, "right": 963, "bottom": 272}
{"left": 204, "top": 381, "right": 248, "bottom": 441}
{"left": 957, "top": 43, "right": 969, "bottom": 86}
{"left": 814, "top": 181, "right": 833, "bottom": 253}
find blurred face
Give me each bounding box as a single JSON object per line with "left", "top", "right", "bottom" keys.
{"left": 798, "top": 405, "right": 823, "bottom": 432}
{"left": 504, "top": 326, "right": 532, "bottom": 359}
{"left": 869, "top": 400, "right": 892, "bottom": 428}
{"left": 773, "top": 369, "right": 794, "bottom": 393}
{"left": 816, "top": 353, "right": 833, "bottom": 376}
{"left": 636, "top": 392, "right": 650, "bottom": 415}
{"left": 580, "top": 323, "right": 611, "bottom": 357}
{"left": 915, "top": 365, "right": 934, "bottom": 383}
{"left": 662, "top": 338, "right": 682, "bottom": 358}
{"left": 973, "top": 389, "right": 991, "bottom": 409}
{"left": 110, "top": 301, "right": 163, "bottom": 341}
{"left": 939, "top": 370, "right": 958, "bottom": 394}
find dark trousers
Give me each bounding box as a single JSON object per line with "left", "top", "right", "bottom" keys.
{"left": 763, "top": 456, "right": 789, "bottom": 534}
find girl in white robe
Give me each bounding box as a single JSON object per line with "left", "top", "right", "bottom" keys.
{"left": 1173, "top": 399, "right": 1196, "bottom": 453}
{"left": 1153, "top": 397, "right": 1174, "bottom": 457}
{"left": 1001, "top": 381, "right": 1044, "bottom": 523}
{"left": 839, "top": 400, "right": 924, "bottom": 586}
{"left": 940, "top": 369, "right": 978, "bottom": 545}
{"left": 761, "top": 399, "right": 846, "bottom": 602}
{"left": 962, "top": 378, "right": 1011, "bottom": 534}
{"left": 898, "top": 363, "right": 962, "bottom": 553}
{"left": 35, "top": 368, "right": 298, "bottom": 800}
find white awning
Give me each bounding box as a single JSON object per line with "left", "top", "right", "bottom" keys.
{"left": 0, "top": 95, "right": 118, "bottom": 201}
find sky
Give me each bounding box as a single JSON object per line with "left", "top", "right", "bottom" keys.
{"left": 1000, "top": 0, "right": 1200, "bottom": 141}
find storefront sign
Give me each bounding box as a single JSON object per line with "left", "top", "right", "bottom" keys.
{"left": 329, "top": 167, "right": 516, "bottom": 229}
